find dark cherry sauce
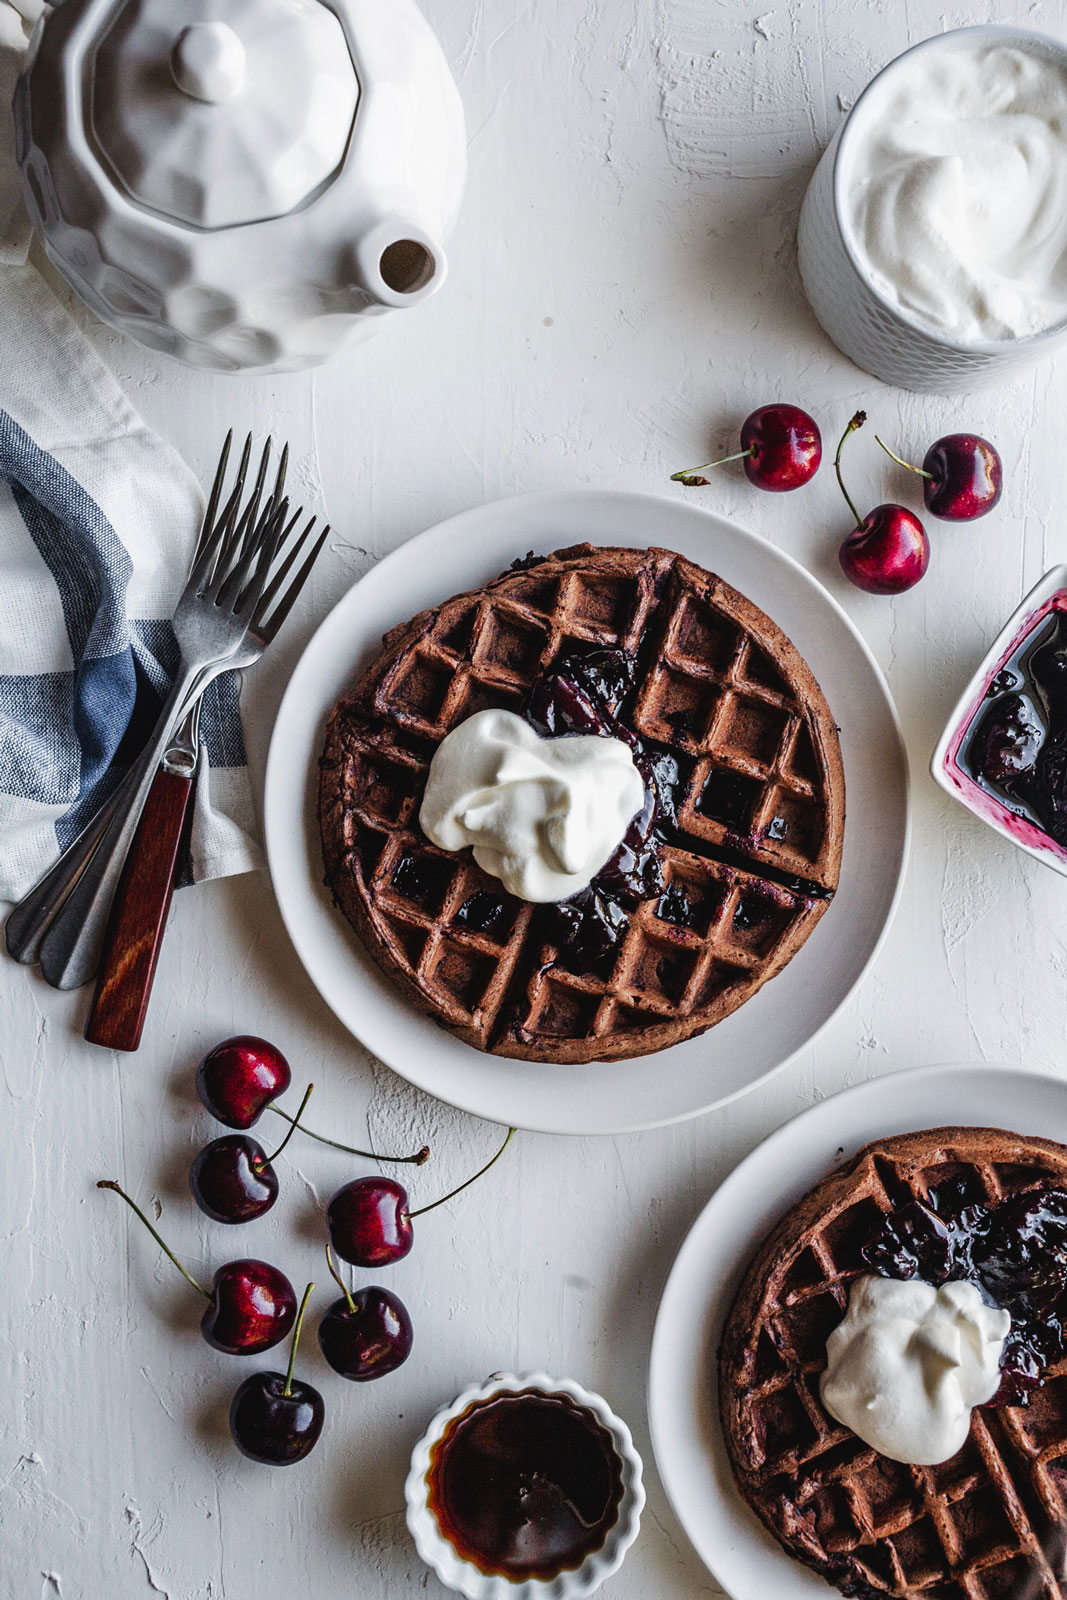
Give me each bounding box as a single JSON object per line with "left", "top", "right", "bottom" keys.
{"left": 960, "top": 604, "right": 1067, "bottom": 847}
{"left": 863, "top": 1180, "right": 1067, "bottom": 1405}
{"left": 525, "top": 647, "right": 686, "bottom": 965}
{"left": 426, "top": 1389, "right": 624, "bottom": 1580}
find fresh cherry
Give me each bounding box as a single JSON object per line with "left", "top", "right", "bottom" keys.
{"left": 672, "top": 404, "right": 821, "bottom": 491}
{"left": 835, "top": 412, "right": 929, "bottom": 595}
{"left": 326, "top": 1127, "right": 516, "bottom": 1268}
{"left": 196, "top": 1036, "right": 429, "bottom": 1165}
{"left": 197, "top": 1036, "right": 290, "bottom": 1129}
{"left": 318, "top": 1246, "right": 413, "bottom": 1381}
{"left": 230, "top": 1283, "right": 324, "bottom": 1464}
{"left": 203, "top": 1259, "right": 297, "bottom": 1355}
{"left": 876, "top": 431, "right": 1002, "bottom": 520}
{"left": 328, "top": 1177, "right": 411, "bottom": 1267}
{"left": 97, "top": 1180, "right": 296, "bottom": 1355}
{"left": 190, "top": 1085, "right": 313, "bottom": 1224}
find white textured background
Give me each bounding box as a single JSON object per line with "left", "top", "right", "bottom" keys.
{"left": 5, "top": 1, "right": 1067, "bottom": 1596}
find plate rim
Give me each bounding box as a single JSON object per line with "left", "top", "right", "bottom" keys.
{"left": 646, "top": 1060, "right": 1067, "bottom": 1599}
{"left": 263, "top": 486, "right": 911, "bottom": 1134}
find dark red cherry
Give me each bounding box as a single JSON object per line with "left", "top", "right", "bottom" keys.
{"left": 876, "top": 431, "right": 1002, "bottom": 520}
{"left": 197, "top": 1036, "right": 290, "bottom": 1129}
{"left": 921, "top": 433, "right": 1002, "bottom": 519}
{"left": 97, "top": 1182, "right": 296, "bottom": 1356}
{"left": 740, "top": 404, "right": 821, "bottom": 490}
{"left": 230, "top": 1284, "right": 323, "bottom": 1464}
{"left": 195, "top": 1040, "right": 430, "bottom": 1167}
{"left": 230, "top": 1372, "right": 324, "bottom": 1465}
{"left": 839, "top": 506, "right": 930, "bottom": 595}
{"left": 318, "top": 1287, "right": 413, "bottom": 1381}
{"left": 325, "top": 1128, "right": 516, "bottom": 1268}
{"left": 189, "top": 1136, "right": 278, "bottom": 1224}
{"left": 672, "top": 404, "right": 821, "bottom": 491}
{"left": 202, "top": 1259, "right": 297, "bottom": 1355}
{"left": 327, "top": 1177, "right": 412, "bottom": 1268}
{"left": 835, "top": 413, "right": 929, "bottom": 595}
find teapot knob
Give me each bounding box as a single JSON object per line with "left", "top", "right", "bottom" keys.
{"left": 171, "top": 22, "right": 246, "bottom": 104}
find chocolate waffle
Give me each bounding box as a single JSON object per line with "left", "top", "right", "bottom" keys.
{"left": 318, "top": 544, "right": 844, "bottom": 1063}
{"left": 719, "top": 1127, "right": 1067, "bottom": 1600}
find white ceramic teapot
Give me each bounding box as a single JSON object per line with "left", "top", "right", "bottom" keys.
{"left": 14, "top": 0, "right": 467, "bottom": 372}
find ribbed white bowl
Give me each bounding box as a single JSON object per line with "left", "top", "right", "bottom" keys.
{"left": 404, "top": 1372, "right": 645, "bottom": 1599}
{"left": 798, "top": 24, "right": 1067, "bottom": 393}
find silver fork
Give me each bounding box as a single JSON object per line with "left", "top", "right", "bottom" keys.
{"left": 35, "top": 449, "right": 299, "bottom": 991}
{"left": 6, "top": 440, "right": 328, "bottom": 979}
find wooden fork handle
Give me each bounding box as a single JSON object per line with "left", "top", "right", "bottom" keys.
{"left": 85, "top": 766, "right": 195, "bottom": 1052}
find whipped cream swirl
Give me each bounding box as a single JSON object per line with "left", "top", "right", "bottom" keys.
{"left": 820, "top": 1275, "right": 1010, "bottom": 1466}
{"left": 419, "top": 709, "right": 644, "bottom": 903}
{"left": 847, "top": 41, "right": 1067, "bottom": 342}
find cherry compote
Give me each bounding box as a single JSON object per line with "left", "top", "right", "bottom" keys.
{"left": 962, "top": 605, "right": 1067, "bottom": 847}
{"left": 525, "top": 647, "right": 687, "bottom": 965}
{"left": 863, "top": 1178, "right": 1067, "bottom": 1404}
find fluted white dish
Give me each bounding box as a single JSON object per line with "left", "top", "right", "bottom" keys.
{"left": 404, "top": 1371, "right": 645, "bottom": 1599}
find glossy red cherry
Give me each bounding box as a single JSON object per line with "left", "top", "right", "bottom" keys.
{"left": 97, "top": 1181, "right": 296, "bottom": 1356}
{"left": 672, "top": 404, "right": 821, "bottom": 491}
{"left": 229, "top": 1284, "right": 323, "bottom": 1464}
{"left": 203, "top": 1260, "right": 297, "bottom": 1355}
{"left": 196, "top": 1036, "right": 429, "bottom": 1165}
{"left": 876, "top": 431, "right": 1002, "bottom": 521}
{"left": 328, "top": 1177, "right": 411, "bottom": 1267}
{"left": 190, "top": 1085, "right": 313, "bottom": 1225}
{"left": 318, "top": 1248, "right": 413, "bottom": 1380}
{"left": 197, "top": 1036, "right": 290, "bottom": 1129}
{"left": 325, "top": 1127, "right": 516, "bottom": 1268}
{"left": 839, "top": 507, "right": 930, "bottom": 595}
{"left": 835, "top": 413, "right": 929, "bottom": 595}
{"left": 190, "top": 1136, "right": 278, "bottom": 1224}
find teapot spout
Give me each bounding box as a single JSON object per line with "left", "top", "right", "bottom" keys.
{"left": 355, "top": 219, "right": 446, "bottom": 309}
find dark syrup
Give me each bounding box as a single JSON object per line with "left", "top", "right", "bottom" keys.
{"left": 426, "top": 1389, "right": 624, "bottom": 1580}
{"left": 960, "top": 604, "right": 1067, "bottom": 846}
{"left": 863, "top": 1181, "right": 1067, "bottom": 1405}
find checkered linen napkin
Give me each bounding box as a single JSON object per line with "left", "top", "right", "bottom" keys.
{"left": 0, "top": 263, "right": 263, "bottom": 903}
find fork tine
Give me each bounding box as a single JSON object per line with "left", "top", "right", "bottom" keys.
{"left": 271, "top": 441, "right": 289, "bottom": 509}
{"left": 192, "top": 429, "right": 232, "bottom": 568}
{"left": 252, "top": 510, "right": 314, "bottom": 622}
{"left": 216, "top": 496, "right": 291, "bottom": 612}
{"left": 235, "top": 497, "right": 292, "bottom": 619}
{"left": 256, "top": 522, "right": 331, "bottom": 641}
{"left": 199, "top": 433, "right": 252, "bottom": 586}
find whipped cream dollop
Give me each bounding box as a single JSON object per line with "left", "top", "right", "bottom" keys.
{"left": 820, "top": 1276, "right": 1010, "bottom": 1465}
{"left": 419, "top": 709, "right": 644, "bottom": 903}
{"left": 846, "top": 41, "right": 1067, "bottom": 342}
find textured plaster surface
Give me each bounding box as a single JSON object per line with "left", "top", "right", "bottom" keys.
{"left": 5, "top": 0, "right": 1067, "bottom": 1595}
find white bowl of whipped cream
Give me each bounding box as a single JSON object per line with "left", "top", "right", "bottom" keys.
{"left": 798, "top": 26, "right": 1067, "bottom": 392}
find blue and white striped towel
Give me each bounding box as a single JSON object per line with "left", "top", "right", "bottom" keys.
{"left": 0, "top": 262, "right": 261, "bottom": 901}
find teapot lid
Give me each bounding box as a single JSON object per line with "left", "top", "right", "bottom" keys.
{"left": 88, "top": 0, "right": 359, "bottom": 230}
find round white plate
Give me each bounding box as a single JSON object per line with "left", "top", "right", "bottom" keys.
{"left": 263, "top": 489, "right": 909, "bottom": 1134}
{"left": 647, "top": 1063, "right": 1067, "bottom": 1599}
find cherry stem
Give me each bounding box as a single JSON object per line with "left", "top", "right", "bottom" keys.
{"left": 265, "top": 1104, "right": 429, "bottom": 1166}
{"left": 96, "top": 1180, "right": 210, "bottom": 1302}
{"left": 874, "top": 435, "right": 933, "bottom": 481}
{"left": 406, "top": 1126, "right": 515, "bottom": 1221}
{"left": 325, "top": 1244, "right": 356, "bottom": 1315}
{"left": 257, "top": 1083, "right": 314, "bottom": 1172}
{"left": 834, "top": 410, "right": 867, "bottom": 530}
{"left": 670, "top": 446, "right": 753, "bottom": 483}
{"left": 284, "top": 1281, "right": 315, "bottom": 1398}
